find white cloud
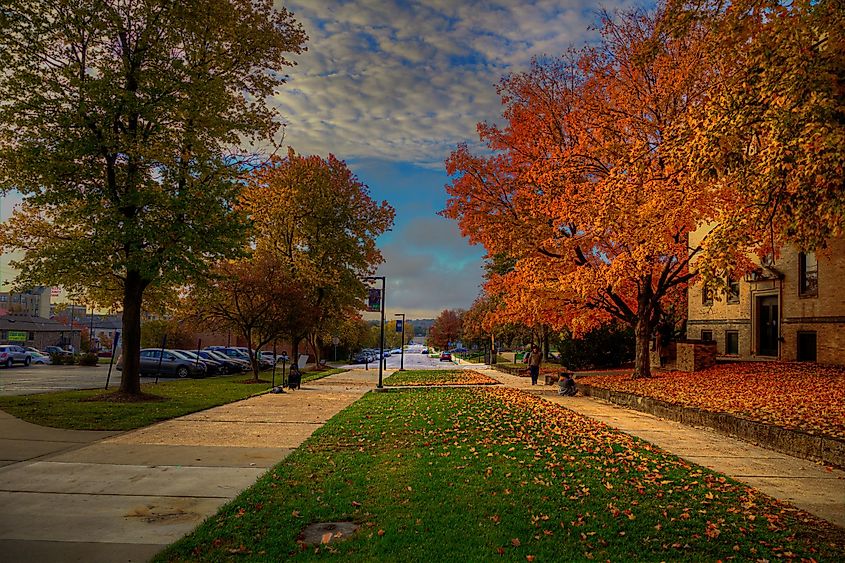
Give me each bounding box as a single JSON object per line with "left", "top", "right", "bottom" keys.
{"left": 276, "top": 0, "right": 635, "bottom": 166}
{"left": 367, "top": 216, "right": 486, "bottom": 317}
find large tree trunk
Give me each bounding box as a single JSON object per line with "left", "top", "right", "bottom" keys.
{"left": 632, "top": 313, "right": 653, "bottom": 379}
{"left": 119, "top": 270, "right": 145, "bottom": 395}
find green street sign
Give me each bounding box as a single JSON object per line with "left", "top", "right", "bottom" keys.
{"left": 8, "top": 331, "right": 27, "bottom": 342}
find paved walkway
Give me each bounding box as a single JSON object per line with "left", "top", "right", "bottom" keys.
{"left": 0, "top": 369, "right": 380, "bottom": 562}
{"left": 477, "top": 366, "right": 845, "bottom": 529}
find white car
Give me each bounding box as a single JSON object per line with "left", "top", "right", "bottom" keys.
{"left": 28, "top": 351, "right": 52, "bottom": 365}
{"left": 0, "top": 345, "right": 31, "bottom": 368}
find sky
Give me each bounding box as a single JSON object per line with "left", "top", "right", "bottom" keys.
{"left": 275, "top": 0, "right": 636, "bottom": 318}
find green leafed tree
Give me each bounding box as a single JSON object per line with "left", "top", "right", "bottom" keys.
{"left": 0, "top": 0, "right": 306, "bottom": 395}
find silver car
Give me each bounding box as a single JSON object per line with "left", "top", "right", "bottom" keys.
{"left": 0, "top": 345, "right": 31, "bottom": 368}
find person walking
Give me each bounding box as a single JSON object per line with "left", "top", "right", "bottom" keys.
{"left": 527, "top": 344, "right": 541, "bottom": 385}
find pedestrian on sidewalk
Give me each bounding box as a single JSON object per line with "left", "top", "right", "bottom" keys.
{"left": 527, "top": 344, "right": 541, "bottom": 385}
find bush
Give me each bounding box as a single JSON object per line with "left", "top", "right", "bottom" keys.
{"left": 49, "top": 352, "right": 76, "bottom": 365}
{"left": 76, "top": 352, "right": 99, "bottom": 366}
{"left": 556, "top": 324, "right": 635, "bottom": 370}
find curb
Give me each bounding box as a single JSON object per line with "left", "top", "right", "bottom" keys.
{"left": 576, "top": 383, "right": 845, "bottom": 469}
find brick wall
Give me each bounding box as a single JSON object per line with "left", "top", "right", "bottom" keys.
{"left": 675, "top": 342, "right": 717, "bottom": 372}
{"left": 688, "top": 229, "right": 845, "bottom": 365}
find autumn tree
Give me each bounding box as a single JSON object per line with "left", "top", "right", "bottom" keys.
{"left": 428, "top": 309, "right": 464, "bottom": 350}
{"left": 444, "top": 8, "right": 714, "bottom": 377}
{"left": 0, "top": 0, "right": 307, "bottom": 395}
{"left": 667, "top": 0, "right": 845, "bottom": 273}
{"left": 241, "top": 149, "right": 394, "bottom": 364}
{"left": 183, "top": 254, "right": 313, "bottom": 381}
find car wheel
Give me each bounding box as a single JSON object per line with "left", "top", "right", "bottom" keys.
{"left": 219, "top": 365, "right": 228, "bottom": 375}
{"left": 5, "top": 358, "right": 12, "bottom": 368}
{"left": 24, "top": 356, "right": 31, "bottom": 366}
{"left": 176, "top": 366, "right": 189, "bottom": 379}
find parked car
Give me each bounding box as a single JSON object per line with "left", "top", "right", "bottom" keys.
{"left": 350, "top": 351, "right": 372, "bottom": 364}
{"left": 176, "top": 350, "right": 225, "bottom": 375}
{"left": 439, "top": 351, "right": 452, "bottom": 362}
{"left": 118, "top": 349, "right": 207, "bottom": 378}
{"left": 0, "top": 345, "right": 31, "bottom": 367}
{"left": 197, "top": 350, "right": 247, "bottom": 373}
{"left": 28, "top": 351, "right": 52, "bottom": 365}
{"left": 44, "top": 346, "right": 72, "bottom": 356}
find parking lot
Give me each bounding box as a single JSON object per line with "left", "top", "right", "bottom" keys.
{"left": 0, "top": 364, "right": 150, "bottom": 396}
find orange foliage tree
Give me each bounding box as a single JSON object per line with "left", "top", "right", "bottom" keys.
{"left": 240, "top": 149, "right": 394, "bottom": 364}
{"left": 428, "top": 309, "right": 464, "bottom": 351}
{"left": 667, "top": 0, "right": 845, "bottom": 273}
{"left": 444, "top": 8, "right": 717, "bottom": 378}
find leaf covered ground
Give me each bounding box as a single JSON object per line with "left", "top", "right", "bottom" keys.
{"left": 579, "top": 362, "right": 845, "bottom": 440}
{"left": 384, "top": 369, "right": 499, "bottom": 386}
{"left": 156, "top": 387, "right": 843, "bottom": 562}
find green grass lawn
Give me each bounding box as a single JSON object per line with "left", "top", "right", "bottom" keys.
{"left": 0, "top": 374, "right": 275, "bottom": 431}
{"left": 384, "top": 369, "right": 498, "bottom": 386}
{"left": 155, "top": 387, "right": 843, "bottom": 562}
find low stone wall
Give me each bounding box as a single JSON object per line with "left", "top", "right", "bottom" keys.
{"left": 577, "top": 383, "right": 845, "bottom": 469}
{"left": 492, "top": 364, "right": 528, "bottom": 376}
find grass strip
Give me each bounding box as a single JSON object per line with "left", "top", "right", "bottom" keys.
{"left": 0, "top": 375, "right": 273, "bottom": 430}
{"left": 384, "top": 369, "right": 498, "bottom": 386}
{"left": 156, "top": 387, "right": 843, "bottom": 562}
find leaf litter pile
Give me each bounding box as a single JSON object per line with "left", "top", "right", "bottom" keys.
{"left": 579, "top": 362, "right": 845, "bottom": 440}
{"left": 384, "top": 369, "right": 499, "bottom": 386}
{"left": 158, "top": 387, "right": 844, "bottom": 562}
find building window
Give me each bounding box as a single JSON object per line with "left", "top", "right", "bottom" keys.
{"left": 725, "top": 331, "right": 739, "bottom": 355}
{"left": 798, "top": 252, "right": 818, "bottom": 297}
{"left": 702, "top": 287, "right": 714, "bottom": 306}
{"left": 701, "top": 330, "right": 713, "bottom": 342}
{"left": 726, "top": 278, "right": 740, "bottom": 304}
{"left": 28, "top": 332, "right": 35, "bottom": 340}
{"left": 797, "top": 331, "right": 817, "bottom": 362}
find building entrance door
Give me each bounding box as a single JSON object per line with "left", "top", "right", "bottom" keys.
{"left": 757, "top": 295, "right": 779, "bottom": 357}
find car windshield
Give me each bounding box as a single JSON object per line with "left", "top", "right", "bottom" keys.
{"left": 210, "top": 351, "right": 234, "bottom": 361}
{"left": 178, "top": 351, "right": 201, "bottom": 360}
{"left": 169, "top": 350, "right": 192, "bottom": 360}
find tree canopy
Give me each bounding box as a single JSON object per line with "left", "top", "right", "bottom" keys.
{"left": 240, "top": 148, "right": 395, "bottom": 362}
{"left": 0, "top": 0, "right": 307, "bottom": 394}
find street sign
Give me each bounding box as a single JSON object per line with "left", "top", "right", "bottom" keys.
{"left": 366, "top": 288, "right": 381, "bottom": 312}
{"left": 332, "top": 336, "right": 340, "bottom": 346}
{"left": 395, "top": 320, "right": 403, "bottom": 333}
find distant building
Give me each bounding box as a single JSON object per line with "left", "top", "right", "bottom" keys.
{"left": 0, "top": 312, "right": 80, "bottom": 350}
{"left": 0, "top": 286, "right": 51, "bottom": 318}
{"left": 687, "top": 234, "right": 845, "bottom": 365}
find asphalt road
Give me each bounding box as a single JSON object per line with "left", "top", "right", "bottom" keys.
{"left": 0, "top": 364, "right": 167, "bottom": 397}
{"left": 338, "top": 345, "right": 464, "bottom": 371}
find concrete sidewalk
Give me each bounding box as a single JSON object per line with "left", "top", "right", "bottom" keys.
{"left": 0, "top": 369, "right": 379, "bottom": 563}
{"left": 478, "top": 366, "right": 845, "bottom": 529}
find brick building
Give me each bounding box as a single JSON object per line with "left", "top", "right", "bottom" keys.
{"left": 687, "top": 234, "right": 845, "bottom": 365}
{"left": 0, "top": 313, "right": 81, "bottom": 351}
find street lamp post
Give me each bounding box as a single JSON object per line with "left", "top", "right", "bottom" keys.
{"left": 364, "top": 276, "right": 386, "bottom": 389}
{"left": 394, "top": 312, "right": 405, "bottom": 371}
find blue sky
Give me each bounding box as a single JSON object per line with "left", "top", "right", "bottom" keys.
{"left": 277, "top": 0, "right": 636, "bottom": 318}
